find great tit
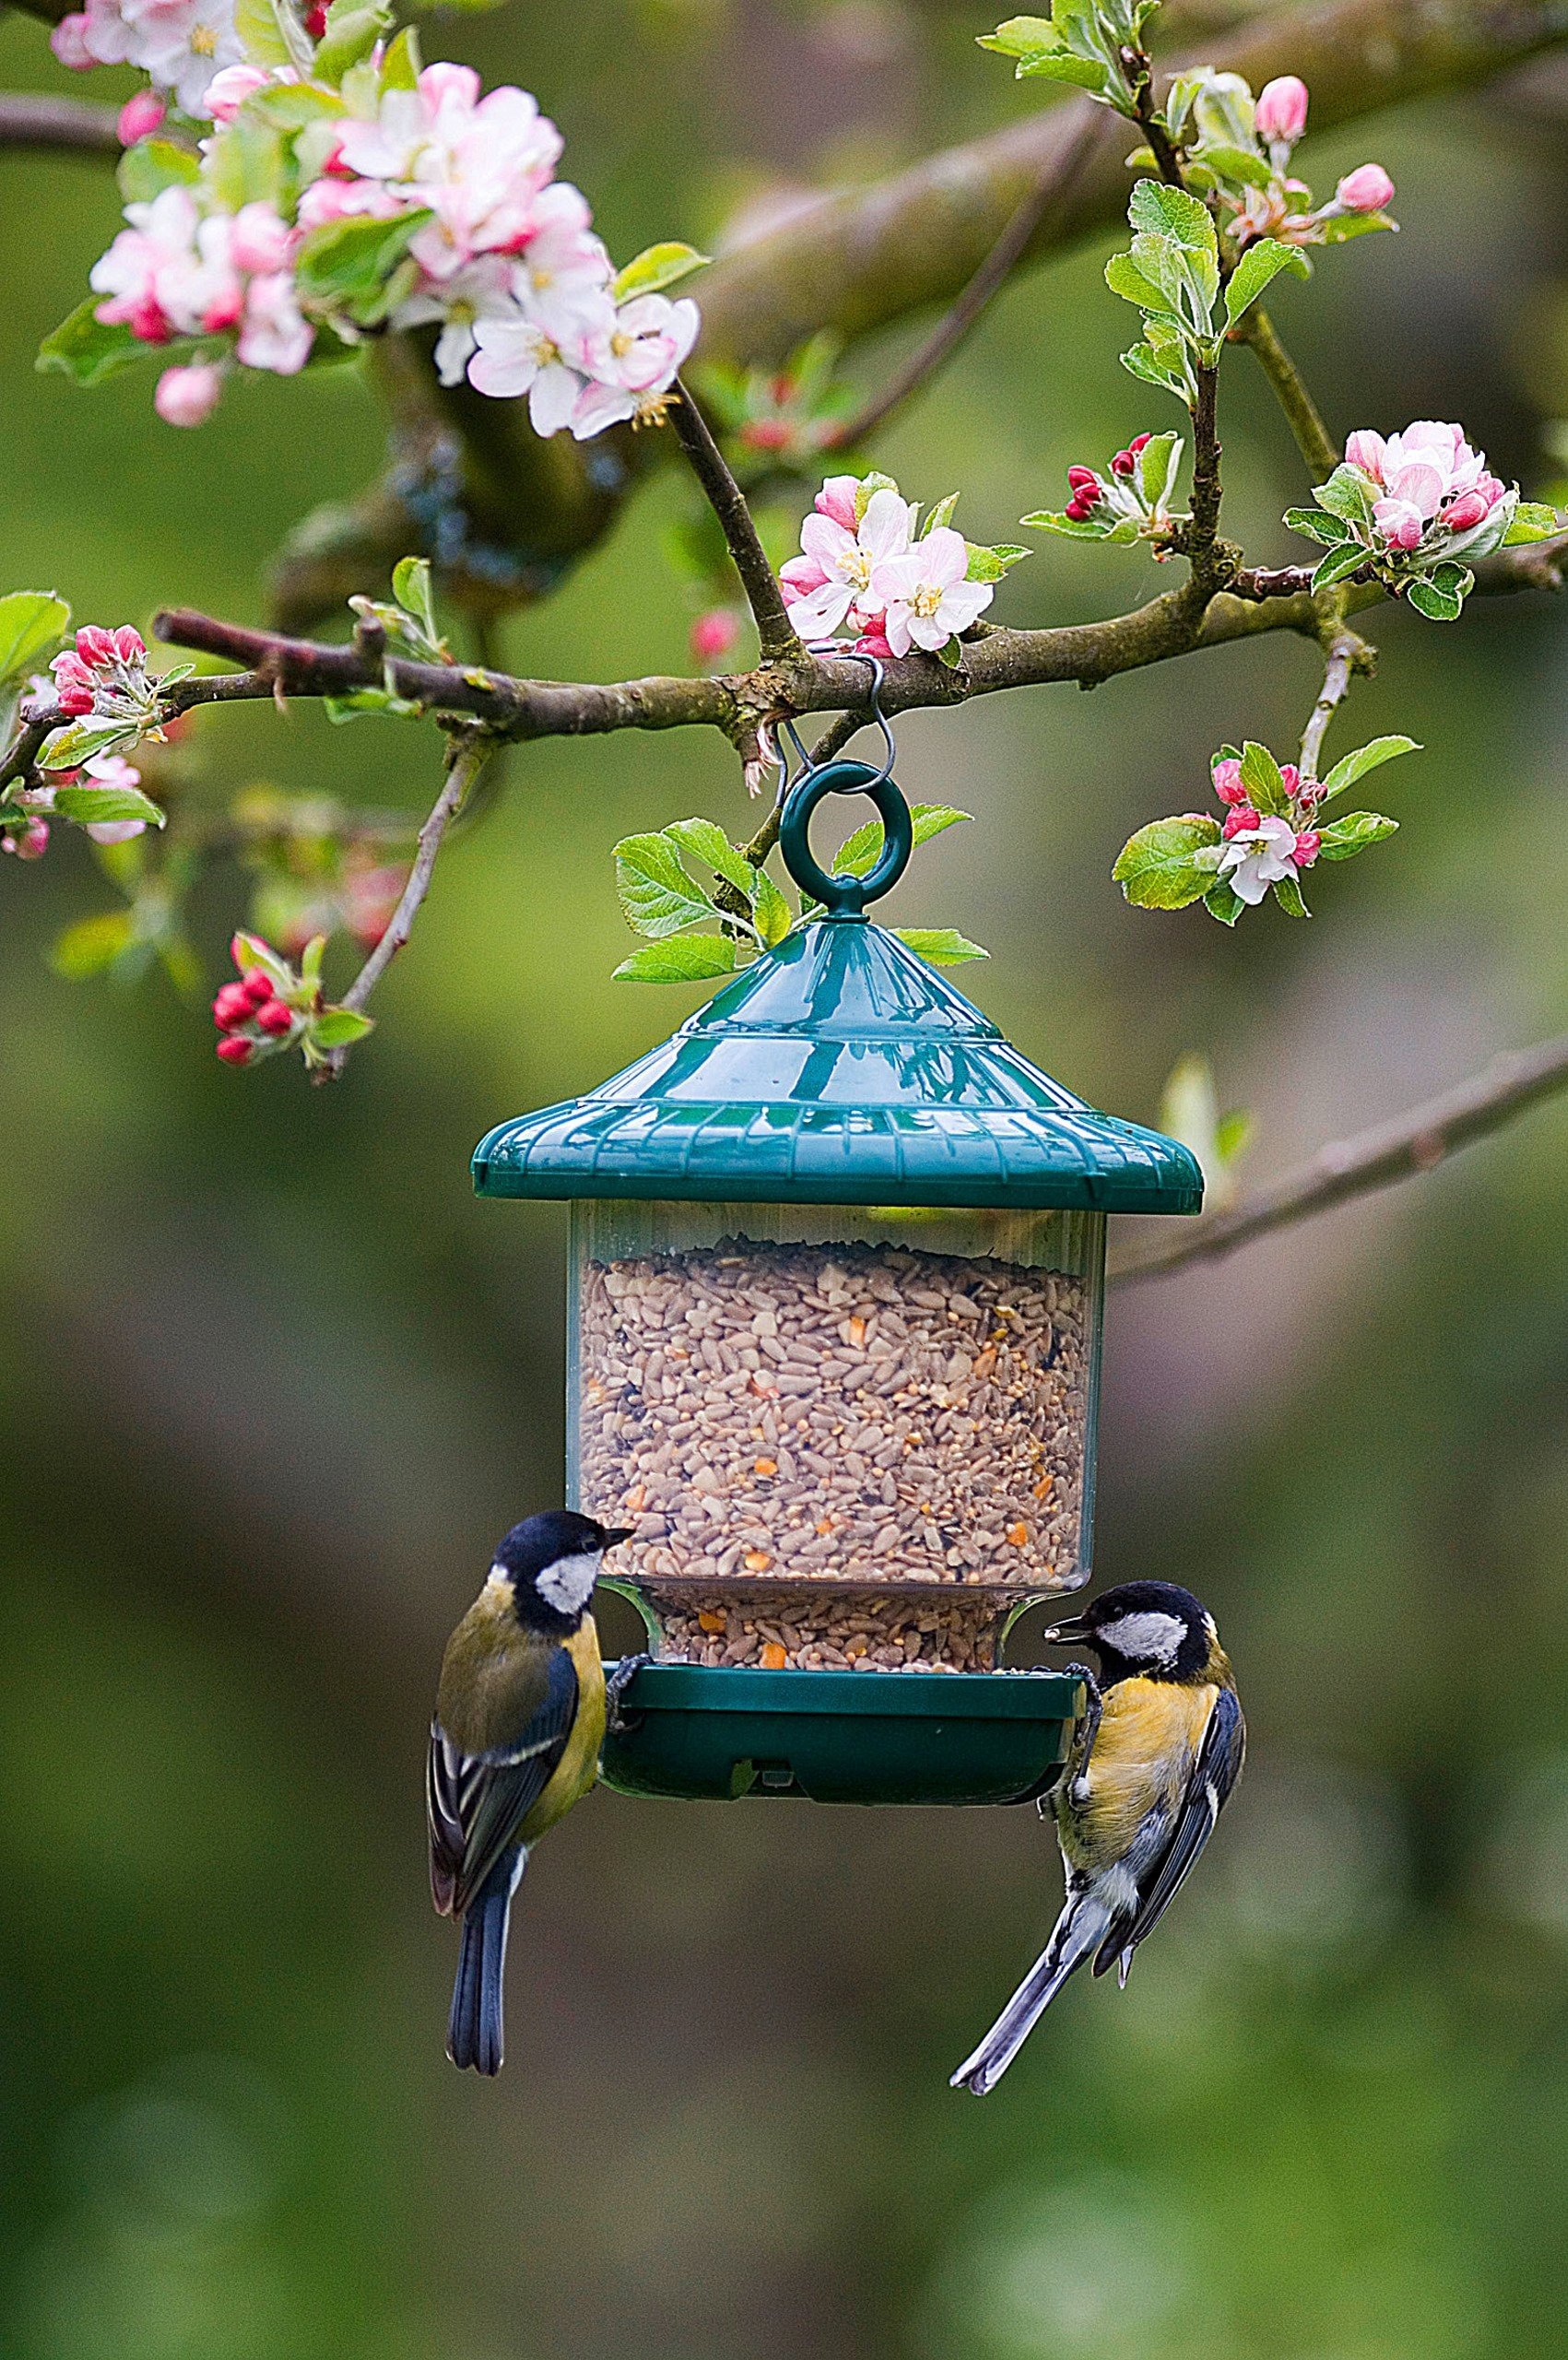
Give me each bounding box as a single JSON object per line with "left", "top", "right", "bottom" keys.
{"left": 428, "top": 1510, "right": 632, "bottom": 2076}
{"left": 951, "top": 1579, "right": 1244, "bottom": 2095}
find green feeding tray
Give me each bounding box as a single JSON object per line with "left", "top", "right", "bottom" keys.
{"left": 599, "top": 1660, "right": 1085, "bottom": 1805}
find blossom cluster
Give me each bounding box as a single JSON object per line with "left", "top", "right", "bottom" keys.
{"left": 1344, "top": 422, "right": 1510, "bottom": 559}
{"left": 1172, "top": 69, "right": 1396, "bottom": 254}
{"left": 1028, "top": 429, "right": 1185, "bottom": 547}
{"left": 1210, "top": 751, "right": 1319, "bottom": 906}
{"left": 53, "top": 0, "right": 251, "bottom": 119}
{"left": 57, "top": 13, "right": 701, "bottom": 435}
{"left": 778, "top": 475, "right": 1008, "bottom": 658}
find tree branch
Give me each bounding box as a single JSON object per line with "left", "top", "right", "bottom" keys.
{"left": 1110, "top": 1031, "right": 1568, "bottom": 1282}
{"left": 822, "top": 107, "right": 1102, "bottom": 454}
{"left": 1233, "top": 306, "right": 1340, "bottom": 481}
{"left": 666, "top": 382, "right": 800, "bottom": 661}
{"left": 1299, "top": 625, "right": 1362, "bottom": 775}
{"left": 0, "top": 90, "right": 120, "bottom": 153}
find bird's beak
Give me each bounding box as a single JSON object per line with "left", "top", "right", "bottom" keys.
{"left": 602, "top": 1527, "right": 635, "bottom": 1550}
{"left": 1041, "top": 1612, "right": 1091, "bottom": 1646}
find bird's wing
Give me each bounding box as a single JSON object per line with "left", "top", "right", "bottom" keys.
{"left": 1094, "top": 1684, "right": 1244, "bottom": 1975}
{"left": 428, "top": 1645, "right": 580, "bottom": 1917}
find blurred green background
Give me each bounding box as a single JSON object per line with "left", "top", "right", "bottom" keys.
{"left": 6, "top": 3, "right": 1568, "bottom": 2354}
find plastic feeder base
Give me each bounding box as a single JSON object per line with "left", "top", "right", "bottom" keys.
{"left": 600, "top": 1662, "right": 1084, "bottom": 1805}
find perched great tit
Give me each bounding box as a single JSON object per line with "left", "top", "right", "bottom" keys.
{"left": 428, "top": 1510, "right": 632, "bottom": 2076}
{"left": 951, "top": 1579, "right": 1244, "bottom": 2095}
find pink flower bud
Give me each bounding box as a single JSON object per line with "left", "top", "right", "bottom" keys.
{"left": 1293, "top": 830, "right": 1321, "bottom": 866}
{"left": 51, "top": 12, "right": 95, "bottom": 69}
{"left": 155, "top": 362, "right": 223, "bottom": 429}
{"left": 1442, "top": 489, "right": 1491, "bottom": 532}
{"left": 305, "top": 0, "right": 328, "bottom": 31}
{"left": 128, "top": 295, "right": 172, "bottom": 346}
{"left": 216, "top": 1035, "right": 255, "bottom": 1067}
{"left": 741, "top": 419, "right": 791, "bottom": 453}
{"left": 4, "top": 819, "right": 49, "bottom": 859}
{"left": 814, "top": 476, "right": 861, "bottom": 532}
{"left": 85, "top": 819, "right": 146, "bottom": 845}
{"left": 242, "top": 968, "right": 277, "bottom": 1005}
{"left": 690, "top": 608, "right": 742, "bottom": 666}
{"left": 117, "top": 90, "right": 166, "bottom": 146}
{"left": 1212, "top": 757, "right": 1247, "bottom": 805}
{"left": 213, "top": 983, "right": 253, "bottom": 1029}
{"left": 853, "top": 626, "right": 894, "bottom": 659}
{"left": 1279, "top": 762, "right": 1301, "bottom": 796}
{"left": 255, "top": 998, "right": 295, "bottom": 1037}
{"left": 1222, "top": 806, "right": 1260, "bottom": 839}
{"left": 1255, "top": 75, "right": 1308, "bottom": 145}
{"left": 1067, "top": 466, "right": 1099, "bottom": 491}
{"left": 1337, "top": 164, "right": 1394, "bottom": 214}
{"left": 1128, "top": 432, "right": 1152, "bottom": 455}
{"left": 54, "top": 684, "right": 94, "bottom": 716}
{"left": 1344, "top": 429, "right": 1385, "bottom": 480}
{"left": 1111, "top": 450, "right": 1136, "bottom": 478}
{"left": 206, "top": 64, "right": 271, "bottom": 121}
{"left": 76, "top": 626, "right": 116, "bottom": 666}
{"left": 1477, "top": 473, "right": 1506, "bottom": 506}
{"left": 112, "top": 626, "right": 146, "bottom": 664}
{"left": 1065, "top": 498, "right": 1096, "bottom": 522}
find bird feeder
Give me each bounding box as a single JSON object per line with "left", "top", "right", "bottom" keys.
{"left": 472, "top": 758, "right": 1202, "bottom": 1804}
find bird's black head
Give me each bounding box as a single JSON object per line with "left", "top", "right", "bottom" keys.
{"left": 490, "top": 1510, "right": 633, "bottom": 1634}
{"left": 1042, "top": 1580, "right": 1222, "bottom": 1685}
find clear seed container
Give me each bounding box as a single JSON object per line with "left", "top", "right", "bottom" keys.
{"left": 569, "top": 1198, "right": 1104, "bottom": 1670}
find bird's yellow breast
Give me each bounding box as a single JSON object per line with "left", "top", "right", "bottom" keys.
{"left": 519, "top": 1616, "right": 606, "bottom": 1847}
{"left": 1057, "top": 1677, "right": 1219, "bottom": 1872}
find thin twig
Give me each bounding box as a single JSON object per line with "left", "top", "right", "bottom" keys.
{"left": 313, "top": 730, "right": 490, "bottom": 1079}
{"left": 1299, "top": 628, "right": 1359, "bottom": 776}
{"left": 1233, "top": 307, "right": 1339, "bottom": 482}
{"left": 0, "top": 90, "right": 120, "bottom": 153}
{"left": 666, "top": 380, "right": 800, "bottom": 662}
{"left": 824, "top": 107, "right": 1102, "bottom": 454}
{"left": 1111, "top": 1032, "right": 1568, "bottom": 1282}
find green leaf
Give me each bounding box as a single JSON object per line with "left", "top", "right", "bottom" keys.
{"left": 236, "top": 0, "right": 314, "bottom": 71}
{"left": 1128, "top": 178, "right": 1216, "bottom": 255}
{"left": 323, "top": 689, "right": 419, "bottom": 722}
{"left": 293, "top": 209, "right": 430, "bottom": 315}
{"left": 1315, "top": 464, "right": 1376, "bottom": 525}
{"left": 1222, "top": 236, "right": 1309, "bottom": 327}
{"left": 1192, "top": 140, "right": 1272, "bottom": 192}
{"left": 49, "top": 911, "right": 136, "bottom": 981}
{"left": 612, "top": 935, "right": 739, "bottom": 984}
{"left": 1503, "top": 502, "right": 1561, "bottom": 545}
{"left": 964, "top": 540, "right": 1031, "bottom": 582}
{"left": 1203, "top": 877, "right": 1245, "bottom": 926}
{"left": 749, "top": 867, "right": 794, "bottom": 949}
{"left": 924, "top": 493, "right": 961, "bottom": 535}
{"left": 246, "top": 81, "right": 348, "bottom": 127}
{"left": 1239, "top": 740, "right": 1287, "bottom": 816}
{"left": 1310, "top": 541, "right": 1373, "bottom": 593}
{"left": 613, "top": 832, "right": 721, "bottom": 938}
{"left": 1014, "top": 50, "right": 1105, "bottom": 84}
{"left": 313, "top": 0, "right": 389, "bottom": 83}
{"left": 1405, "top": 575, "right": 1464, "bottom": 621}
{"left": 1019, "top": 510, "right": 1121, "bottom": 540}
{"left": 1105, "top": 252, "right": 1176, "bottom": 316}
{"left": 891, "top": 927, "right": 989, "bottom": 965}
{"left": 40, "top": 719, "right": 142, "bottom": 771}
{"left": 1138, "top": 431, "right": 1182, "bottom": 511}
{"left": 0, "top": 591, "right": 69, "bottom": 688}
{"left": 1112, "top": 813, "right": 1222, "bottom": 910}
{"left": 977, "top": 14, "right": 1055, "bottom": 56}
{"left": 1317, "top": 734, "right": 1420, "bottom": 802}
{"left": 53, "top": 782, "right": 165, "bottom": 828}
{"left": 391, "top": 555, "right": 438, "bottom": 643}
{"left": 310, "top": 1006, "right": 376, "bottom": 1046}
{"left": 831, "top": 802, "right": 973, "bottom": 879}
{"left": 117, "top": 137, "right": 202, "bottom": 204}
{"left": 662, "top": 817, "right": 760, "bottom": 901}
{"left": 1283, "top": 506, "right": 1350, "bottom": 546}
{"left": 203, "top": 118, "right": 286, "bottom": 212}
{"left": 231, "top": 929, "right": 292, "bottom": 986}
{"left": 1315, "top": 810, "right": 1398, "bottom": 860}
{"left": 380, "top": 23, "right": 420, "bottom": 85}
{"left": 1272, "top": 873, "right": 1311, "bottom": 918}
{"left": 37, "top": 300, "right": 164, "bottom": 388}
{"left": 1215, "top": 1107, "right": 1254, "bottom": 1165}
{"left": 300, "top": 933, "right": 326, "bottom": 986}
{"left": 611, "top": 242, "right": 711, "bottom": 302}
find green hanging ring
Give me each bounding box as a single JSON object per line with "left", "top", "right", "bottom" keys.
{"left": 779, "top": 758, "right": 914, "bottom": 915}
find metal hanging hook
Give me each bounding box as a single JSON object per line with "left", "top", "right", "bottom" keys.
{"left": 772, "top": 645, "right": 897, "bottom": 803}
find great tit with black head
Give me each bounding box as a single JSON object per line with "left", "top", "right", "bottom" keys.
{"left": 951, "top": 1580, "right": 1244, "bottom": 2095}
{"left": 428, "top": 1510, "right": 632, "bottom": 2076}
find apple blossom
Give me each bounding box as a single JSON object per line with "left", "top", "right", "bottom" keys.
{"left": 117, "top": 89, "right": 165, "bottom": 146}
{"left": 153, "top": 356, "right": 222, "bottom": 429}
{"left": 393, "top": 256, "right": 519, "bottom": 387}
{"left": 690, "top": 608, "right": 744, "bottom": 668}
{"left": 53, "top": 0, "right": 245, "bottom": 117}
{"left": 206, "top": 62, "right": 280, "bottom": 120}
{"left": 1255, "top": 75, "right": 1308, "bottom": 148}
{"left": 777, "top": 485, "right": 914, "bottom": 640}
{"left": 3, "top": 818, "right": 51, "bottom": 860}
{"left": 466, "top": 284, "right": 609, "bottom": 433}
{"left": 1216, "top": 811, "right": 1303, "bottom": 905}
{"left": 1338, "top": 420, "right": 1515, "bottom": 566}
{"left": 74, "top": 753, "right": 153, "bottom": 843}
{"left": 335, "top": 65, "right": 565, "bottom": 279}
{"left": 571, "top": 294, "right": 701, "bottom": 435}
{"left": 871, "top": 526, "right": 994, "bottom": 656}
{"left": 1335, "top": 164, "right": 1395, "bottom": 214}
{"left": 236, "top": 271, "right": 313, "bottom": 375}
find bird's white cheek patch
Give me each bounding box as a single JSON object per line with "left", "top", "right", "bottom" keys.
{"left": 1096, "top": 1610, "right": 1185, "bottom": 1666}
{"left": 536, "top": 1552, "right": 601, "bottom": 1616}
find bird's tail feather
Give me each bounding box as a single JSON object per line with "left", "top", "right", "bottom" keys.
{"left": 447, "top": 1854, "right": 522, "bottom": 2075}
{"left": 949, "top": 1896, "right": 1110, "bottom": 2095}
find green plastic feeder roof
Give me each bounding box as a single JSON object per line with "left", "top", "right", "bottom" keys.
{"left": 473, "top": 914, "right": 1202, "bottom": 1214}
